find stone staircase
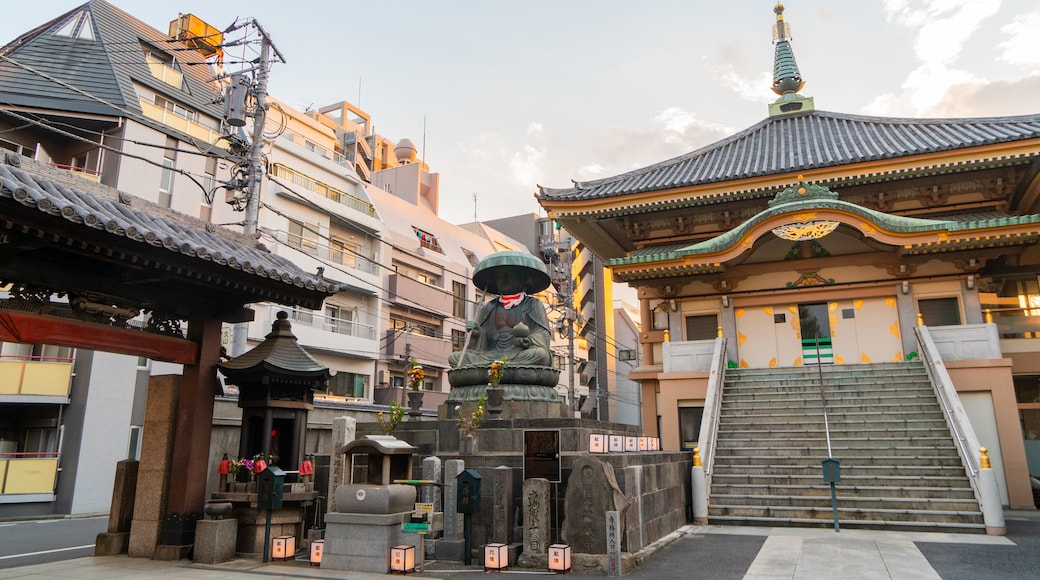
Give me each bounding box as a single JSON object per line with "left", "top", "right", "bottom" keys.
{"left": 707, "top": 361, "right": 985, "bottom": 532}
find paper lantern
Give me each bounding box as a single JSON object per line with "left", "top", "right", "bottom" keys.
{"left": 548, "top": 544, "right": 572, "bottom": 573}
{"left": 271, "top": 535, "right": 295, "bottom": 561}
{"left": 390, "top": 545, "right": 415, "bottom": 573}
{"left": 484, "top": 543, "right": 508, "bottom": 570}
{"left": 309, "top": 539, "right": 324, "bottom": 566}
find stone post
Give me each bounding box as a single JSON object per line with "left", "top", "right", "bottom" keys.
{"left": 327, "top": 416, "right": 356, "bottom": 513}
{"left": 422, "top": 456, "right": 443, "bottom": 512}
{"left": 435, "top": 459, "right": 466, "bottom": 561}
{"left": 522, "top": 478, "right": 550, "bottom": 562}
{"left": 492, "top": 466, "right": 515, "bottom": 544}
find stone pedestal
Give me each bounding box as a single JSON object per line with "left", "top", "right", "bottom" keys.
{"left": 321, "top": 511, "right": 419, "bottom": 573}
{"left": 193, "top": 519, "right": 237, "bottom": 564}
{"left": 210, "top": 491, "right": 316, "bottom": 556}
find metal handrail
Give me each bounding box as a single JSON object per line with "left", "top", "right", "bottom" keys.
{"left": 812, "top": 337, "right": 834, "bottom": 458}
{"left": 699, "top": 337, "right": 729, "bottom": 479}
{"left": 914, "top": 325, "right": 981, "bottom": 481}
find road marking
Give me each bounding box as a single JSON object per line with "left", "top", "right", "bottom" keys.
{"left": 0, "top": 545, "right": 93, "bottom": 560}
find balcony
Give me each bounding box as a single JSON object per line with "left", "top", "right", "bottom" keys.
{"left": 388, "top": 274, "right": 452, "bottom": 317}
{"left": 384, "top": 329, "right": 452, "bottom": 368}
{"left": 254, "top": 305, "right": 379, "bottom": 359}
{"left": 269, "top": 163, "right": 375, "bottom": 217}
{"left": 0, "top": 357, "right": 73, "bottom": 402}
{"left": 0, "top": 453, "right": 59, "bottom": 499}
{"left": 138, "top": 99, "right": 223, "bottom": 145}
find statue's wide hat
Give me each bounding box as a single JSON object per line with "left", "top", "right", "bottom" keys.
{"left": 472, "top": 251, "right": 551, "bottom": 294}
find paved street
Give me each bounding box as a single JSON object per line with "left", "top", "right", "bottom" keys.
{"left": 0, "top": 511, "right": 1037, "bottom": 579}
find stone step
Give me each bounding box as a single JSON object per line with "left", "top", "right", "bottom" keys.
{"left": 705, "top": 514, "right": 986, "bottom": 533}
{"left": 722, "top": 391, "right": 936, "bottom": 404}
{"left": 708, "top": 463, "right": 965, "bottom": 477}
{"left": 710, "top": 473, "right": 971, "bottom": 487}
{"left": 717, "top": 429, "right": 951, "bottom": 440}
{"left": 722, "top": 402, "right": 945, "bottom": 415}
{"left": 707, "top": 504, "right": 983, "bottom": 525}
{"left": 710, "top": 483, "right": 977, "bottom": 500}
{"left": 712, "top": 454, "right": 963, "bottom": 468}
{"left": 718, "top": 413, "right": 945, "bottom": 429}
{"left": 708, "top": 493, "right": 981, "bottom": 512}
{"left": 726, "top": 362, "right": 925, "bottom": 377}
{"left": 713, "top": 445, "right": 958, "bottom": 458}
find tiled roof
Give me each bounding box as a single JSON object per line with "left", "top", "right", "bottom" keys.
{"left": 0, "top": 0, "right": 224, "bottom": 119}
{"left": 537, "top": 110, "right": 1040, "bottom": 202}
{"left": 0, "top": 154, "right": 340, "bottom": 298}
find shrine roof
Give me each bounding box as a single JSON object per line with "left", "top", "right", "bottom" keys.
{"left": 537, "top": 110, "right": 1040, "bottom": 204}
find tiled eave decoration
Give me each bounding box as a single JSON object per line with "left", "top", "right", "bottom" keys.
{"left": 0, "top": 156, "right": 340, "bottom": 311}
{"left": 545, "top": 152, "right": 1038, "bottom": 221}
{"left": 607, "top": 191, "right": 1040, "bottom": 282}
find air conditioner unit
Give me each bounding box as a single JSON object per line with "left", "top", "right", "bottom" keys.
{"left": 377, "top": 370, "right": 387, "bottom": 385}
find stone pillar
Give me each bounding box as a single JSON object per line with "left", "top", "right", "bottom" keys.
{"left": 161, "top": 315, "right": 222, "bottom": 554}
{"left": 492, "top": 466, "right": 515, "bottom": 544}
{"left": 523, "top": 478, "right": 550, "bottom": 559}
{"left": 95, "top": 459, "right": 139, "bottom": 555}
{"left": 422, "top": 456, "right": 442, "bottom": 511}
{"left": 128, "top": 375, "right": 178, "bottom": 558}
{"left": 328, "top": 416, "right": 357, "bottom": 513}
{"left": 435, "top": 459, "right": 465, "bottom": 561}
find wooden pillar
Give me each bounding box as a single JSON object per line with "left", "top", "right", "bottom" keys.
{"left": 162, "top": 314, "right": 222, "bottom": 547}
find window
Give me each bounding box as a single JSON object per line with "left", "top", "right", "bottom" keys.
{"left": 329, "top": 237, "right": 358, "bottom": 268}
{"left": 288, "top": 219, "right": 319, "bottom": 254}
{"left": 144, "top": 51, "right": 183, "bottom": 88}
{"left": 127, "top": 426, "right": 143, "bottom": 460}
{"left": 327, "top": 372, "right": 368, "bottom": 398}
{"left": 159, "top": 154, "right": 175, "bottom": 207}
{"left": 678, "top": 406, "right": 704, "bottom": 451}
{"left": 684, "top": 314, "right": 719, "bottom": 341}
{"left": 325, "top": 305, "right": 356, "bottom": 335}
{"left": 413, "top": 227, "right": 443, "bottom": 253}
{"left": 153, "top": 95, "right": 197, "bottom": 122}
{"left": 451, "top": 329, "right": 466, "bottom": 350}
{"left": 452, "top": 281, "right": 467, "bottom": 318}
{"left": 618, "top": 349, "right": 637, "bottom": 361}
{"left": 53, "top": 10, "right": 95, "bottom": 41}
{"left": 918, "top": 297, "right": 961, "bottom": 327}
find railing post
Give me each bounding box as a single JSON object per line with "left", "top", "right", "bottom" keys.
{"left": 978, "top": 447, "right": 1007, "bottom": 535}
{"left": 690, "top": 448, "right": 708, "bottom": 524}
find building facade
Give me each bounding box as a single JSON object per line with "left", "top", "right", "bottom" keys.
{"left": 538, "top": 5, "right": 1040, "bottom": 508}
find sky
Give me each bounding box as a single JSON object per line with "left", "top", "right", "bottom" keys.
{"left": 1, "top": 1, "right": 1039, "bottom": 225}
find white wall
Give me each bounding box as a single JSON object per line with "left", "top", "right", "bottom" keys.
{"left": 69, "top": 351, "right": 138, "bottom": 514}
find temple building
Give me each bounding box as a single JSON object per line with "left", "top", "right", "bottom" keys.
{"left": 538, "top": 4, "right": 1040, "bottom": 523}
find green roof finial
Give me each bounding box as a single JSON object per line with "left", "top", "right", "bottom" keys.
{"left": 771, "top": 4, "right": 804, "bottom": 96}
{"left": 769, "top": 4, "right": 815, "bottom": 116}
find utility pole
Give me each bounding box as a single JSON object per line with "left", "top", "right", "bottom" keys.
{"left": 229, "top": 20, "right": 284, "bottom": 357}
{"left": 557, "top": 238, "right": 577, "bottom": 415}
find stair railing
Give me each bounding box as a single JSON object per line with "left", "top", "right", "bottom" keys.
{"left": 914, "top": 325, "right": 981, "bottom": 489}
{"left": 697, "top": 336, "right": 729, "bottom": 488}
{"left": 812, "top": 336, "right": 835, "bottom": 458}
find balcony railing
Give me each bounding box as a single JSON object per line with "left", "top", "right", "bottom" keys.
{"left": 285, "top": 232, "right": 380, "bottom": 275}
{"left": 0, "top": 452, "right": 59, "bottom": 495}
{"left": 285, "top": 308, "right": 376, "bottom": 340}
{"left": 986, "top": 306, "right": 1040, "bottom": 339}
{"left": 269, "top": 163, "right": 375, "bottom": 216}
{"left": 0, "top": 357, "right": 74, "bottom": 398}
{"left": 139, "top": 99, "right": 223, "bottom": 145}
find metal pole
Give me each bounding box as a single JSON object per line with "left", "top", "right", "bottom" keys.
{"left": 231, "top": 23, "right": 272, "bottom": 357}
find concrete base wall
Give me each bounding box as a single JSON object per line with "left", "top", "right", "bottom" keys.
{"left": 321, "top": 511, "right": 419, "bottom": 573}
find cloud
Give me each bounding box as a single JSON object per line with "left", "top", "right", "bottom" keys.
{"left": 923, "top": 75, "right": 1040, "bottom": 117}
{"left": 998, "top": 8, "right": 1040, "bottom": 66}
{"left": 714, "top": 64, "right": 775, "bottom": 104}
{"left": 869, "top": 0, "right": 1003, "bottom": 116}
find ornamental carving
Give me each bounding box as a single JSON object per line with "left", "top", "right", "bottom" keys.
{"left": 772, "top": 220, "right": 840, "bottom": 241}
{"left": 786, "top": 271, "right": 835, "bottom": 288}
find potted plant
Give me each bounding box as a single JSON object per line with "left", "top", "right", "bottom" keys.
{"left": 455, "top": 394, "right": 486, "bottom": 454}
{"left": 405, "top": 357, "right": 425, "bottom": 416}
{"left": 485, "top": 356, "right": 507, "bottom": 417}
{"left": 377, "top": 400, "right": 405, "bottom": 435}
